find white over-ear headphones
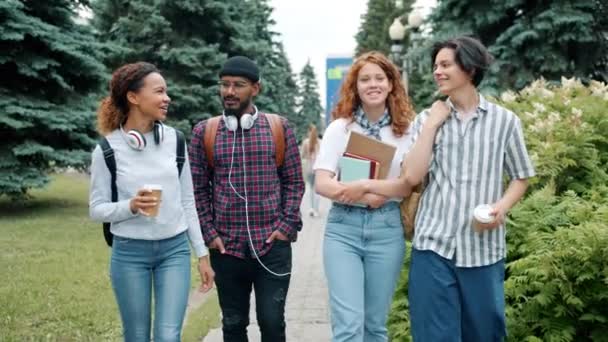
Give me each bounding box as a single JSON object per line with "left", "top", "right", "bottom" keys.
{"left": 222, "top": 106, "right": 258, "bottom": 131}
{"left": 120, "top": 121, "right": 164, "bottom": 151}
{"left": 225, "top": 106, "right": 289, "bottom": 277}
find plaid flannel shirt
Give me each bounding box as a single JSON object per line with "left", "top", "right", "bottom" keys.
{"left": 189, "top": 112, "right": 305, "bottom": 259}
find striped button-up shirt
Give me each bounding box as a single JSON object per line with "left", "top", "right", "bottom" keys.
{"left": 189, "top": 112, "right": 304, "bottom": 259}
{"left": 409, "top": 95, "right": 535, "bottom": 267}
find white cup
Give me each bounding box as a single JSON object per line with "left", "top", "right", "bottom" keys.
{"left": 473, "top": 204, "right": 494, "bottom": 232}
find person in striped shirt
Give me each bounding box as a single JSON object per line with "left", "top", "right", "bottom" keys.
{"left": 403, "top": 37, "right": 536, "bottom": 341}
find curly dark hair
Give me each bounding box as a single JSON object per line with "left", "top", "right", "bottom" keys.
{"left": 331, "top": 51, "right": 415, "bottom": 136}
{"left": 97, "top": 62, "right": 160, "bottom": 134}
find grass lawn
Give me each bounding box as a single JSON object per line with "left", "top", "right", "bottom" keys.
{"left": 0, "top": 173, "right": 219, "bottom": 341}
{"left": 183, "top": 294, "right": 221, "bottom": 342}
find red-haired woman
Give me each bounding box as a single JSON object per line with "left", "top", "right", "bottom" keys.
{"left": 313, "top": 51, "right": 448, "bottom": 341}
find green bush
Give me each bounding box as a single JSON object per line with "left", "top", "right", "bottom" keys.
{"left": 388, "top": 78, "right": 608, "bottom": 341}
{"left": 387, "top": 243, "right": 412, "bottom": 342}
{"left": 500, "top": 78, "right": 608, "bottom": 196}
{"left": 506, "top": 184, "right": 608, "bottom": 342}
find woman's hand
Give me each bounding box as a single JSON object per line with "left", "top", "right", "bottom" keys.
{"left": 129, "top": 189, "right": 158, "bottom": 215}
{"left": 339, "top": 180, "right": 369, "bottom": 204}
{"left": 197, "top": 256, "right": 215, "bottom": 293}
{"left": 362, "top": 193, "right": 387, "bottom": 209}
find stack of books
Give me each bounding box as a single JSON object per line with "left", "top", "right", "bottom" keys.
{"left": 338, "top": 131, "right": 397, "bottom": 207}
{"left": 339, "top": 152, "right": 380, "bottom": 182}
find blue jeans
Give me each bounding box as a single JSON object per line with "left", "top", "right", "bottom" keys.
{"left": 306, "top": 173, "right": 319, "bottom": 211}
{"left": 323, "top": 202, "right": 406, "bottom": 342}
{"left": 409, "top": 249, "right": 506, "bottom": 342}
{"left": 110, "top": 232, "right": 191, "bottom": 342}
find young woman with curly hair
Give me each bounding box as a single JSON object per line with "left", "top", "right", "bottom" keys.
{"left": 313, "top": 51, "right": 448, "bottom": 342}
{"left": 89, "top": 62, "right": 214, "bottom": 341}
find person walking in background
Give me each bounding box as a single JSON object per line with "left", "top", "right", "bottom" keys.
{"left": 189, "top": 56, "right": 304, "bottom": 342}
{"left": 313, "top": 51, "right": 419, "bottom": 342}
{"left": 301, "top": 124, "right": 321, "bottom": 217}
{"left": 89, "top": 62, "right": 214, "bottom": 342}
{"left": 405, "top": 36, "right": 536, "bottom": 342}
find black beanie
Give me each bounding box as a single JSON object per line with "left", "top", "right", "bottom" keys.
{"left": 219, "top": 56, "right": 260, "bottom": 83}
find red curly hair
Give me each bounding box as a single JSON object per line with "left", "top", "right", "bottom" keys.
{"left": 331, "top": 51, "right": 415, "bottom": 136}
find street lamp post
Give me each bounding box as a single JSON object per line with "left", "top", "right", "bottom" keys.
{"left": 388, "top": 17, "right": 408, "bottom": 92}
{"left": 388, "top": 4, "right": 425, "bottom": 94}
{"left": 407, "top": 10, "right": 424, "bottom": 73}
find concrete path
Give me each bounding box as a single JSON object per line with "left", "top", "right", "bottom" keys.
{"left": 202, "top": 186, "right": 332, "bottom": 341}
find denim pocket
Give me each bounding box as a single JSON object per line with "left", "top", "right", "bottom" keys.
{"left": 384, "top": 211, "right": 403, "bottom": 228}
{"left": 113, "top": 235, "right": 132, "bottom": 245}
{"left": 273, "top": 238, "right": 291, "bottom": 245}
{"left": 326, "top": 206, "right": 346, "bottom": 223}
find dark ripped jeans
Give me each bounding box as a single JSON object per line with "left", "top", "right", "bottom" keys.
{"left": 210, "top": 241, "right": 292, "bottom": 342}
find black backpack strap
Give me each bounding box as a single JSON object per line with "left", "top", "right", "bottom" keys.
{"left": 99, "top": 137, "right": 116, "bottom": 247}
{"left": 175, "top": 129, "right": 186, "bottom": 176}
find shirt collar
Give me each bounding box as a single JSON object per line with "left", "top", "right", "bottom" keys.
{"left": 446, "top": 93, "right": 489, "bottom": 118}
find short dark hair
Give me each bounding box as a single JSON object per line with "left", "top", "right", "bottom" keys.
{"left": 431, "top": 36, "right": 493, "bottom": 87}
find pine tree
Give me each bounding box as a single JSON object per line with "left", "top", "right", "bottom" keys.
{"left": 237, "top": 0, "right": 298, "bottom": 126}
{"left": 92, "top": 0, "right": 229, "bottom": 128}
{"left": 255, "top": 42, "right": 298, "bottom": 128}
{"left": 296, "top": 61, "right": 323, "bottom": 137}
{"left": 355, "top": 0, "right": 415, "bottom": 56}
{"left": 92, "top": 0, "right": 298, "bottom": 134}
{"left": 428, "top": 0, "right": 608, "bottom": 92}
{"left": 0, "top": 0, "right": 106, "bottom": 197}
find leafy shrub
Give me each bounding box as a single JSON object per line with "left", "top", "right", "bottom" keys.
{"left": 387, "top": 244, "right": 412, "bottom": 342}
{"left": 506, "top": 184, "right": 608, "bottom": 342}
{"left": 500, "top": 78, "right": 608, "bottom": 195}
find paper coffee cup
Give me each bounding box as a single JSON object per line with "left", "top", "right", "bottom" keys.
{"left": 473, "top": 204, "right": 494, "bottom": 232}
{"left": 143, "top": 184, "right": 162, "bottom": 217}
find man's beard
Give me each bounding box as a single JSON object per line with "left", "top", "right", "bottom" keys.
{"left": 223, "top": 96, "right": 252, "bottom": 117}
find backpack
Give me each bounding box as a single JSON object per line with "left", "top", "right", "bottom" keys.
{"left": 400, "top": 115, "right": 447, "bottom": 240}
{"left": 400, "top": 181, "right": 426, "bottom": 241}
{"left": 203, "top": 113, "right": 285, "bottom": 168}
{"left": 98, "top": 129, "right": 186, "bottom": 247}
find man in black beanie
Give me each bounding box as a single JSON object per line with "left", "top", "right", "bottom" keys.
{"left": 189, "top": 56, "right": 304, "bottom": 341}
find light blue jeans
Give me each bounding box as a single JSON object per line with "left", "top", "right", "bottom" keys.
{"left": 323, "top": 202, "right": 406, "bottom": 342}
{"left": 110, "top": 231, "right": 191, "bottom": 342}
{"left": 306, "top": 173, "right": 319, "bottom": 212}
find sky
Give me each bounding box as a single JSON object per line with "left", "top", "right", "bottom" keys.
{"left": 269, "top": 0, "right": 437, "bottom": 109}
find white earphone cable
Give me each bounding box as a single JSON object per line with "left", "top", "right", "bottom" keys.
{"left": 227, "top": 125, "right": 290, "bottom": 277}
{"left": 228, "top": 129, "right": 246, "bottom": 200}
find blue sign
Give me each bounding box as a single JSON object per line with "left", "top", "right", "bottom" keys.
{"left": 325, "top": 56, "right": 353, "bottom": 128}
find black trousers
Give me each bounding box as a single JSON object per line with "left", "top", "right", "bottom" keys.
{"left": 210, "top": 241, "right": 292, "bottom": 342}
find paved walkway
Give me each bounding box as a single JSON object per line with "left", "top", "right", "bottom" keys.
{"left": 202, "top": 186, "right": 332, "bottom": 341}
